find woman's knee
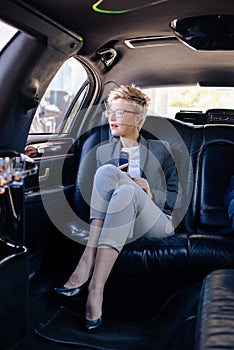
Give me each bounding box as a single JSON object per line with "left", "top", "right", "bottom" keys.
{"left": 95, "top": 164, "right": 119, "bottom": 182}
{"left": 110, "top": 184, "right": 138, "bottom": 212}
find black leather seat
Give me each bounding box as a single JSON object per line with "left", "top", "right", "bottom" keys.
{"left": 71, "top": 116, "right": 234, "bottom": 279}
{"left": 175, "top": 111, "right": 206, "bottom": 125}
{"left": 196, "top": 269, "right": 234, "bottom": 350}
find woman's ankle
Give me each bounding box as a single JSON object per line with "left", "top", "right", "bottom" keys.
{"left": 64, "top": 260, "right": 93, "bottom": 288}
{"left": 86, "top": 286, "right": 103, "bottom": 321}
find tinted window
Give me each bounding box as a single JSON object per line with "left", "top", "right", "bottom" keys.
{"left": 29, "top": 58, "right": 88, "bottom": 134}
{"left": 0, "top": 20, "right": 18, "bottom": 52}
{"left": 143, "top": 86, "right": 234, "bottom": 118}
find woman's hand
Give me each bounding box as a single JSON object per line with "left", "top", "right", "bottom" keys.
{"left": 118, "top": 163, "right": 128, "bottom": 172}
{"left": 118, "top": 166, "right": 153, "bottom": 198}
{"left": 133, "top": 177, "right": 153, "bottom": 198}
{"left": 118, "top": 163, "right": 132, "bottom": 179}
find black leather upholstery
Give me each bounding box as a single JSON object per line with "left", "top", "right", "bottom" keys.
{"left": 113, "top": 234, "right": 234, "bottom": 277}
{"left": 175, "top": 111, "right": 206, "bottom": 125}
{"left": 72, "top": 116, "right": 234, "bottom": 277}
{"left": 196, "top": 269, "right": 234, "bottom": 350}
{"left": 197, "top": 140, "right": 234, "bottom": 233}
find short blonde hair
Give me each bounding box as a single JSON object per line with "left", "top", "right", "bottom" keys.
{"left": 107, "top": 84, "right": 151, "bottom": 128}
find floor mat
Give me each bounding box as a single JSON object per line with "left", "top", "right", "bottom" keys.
{"left": 34, "top": 282, "right": 201, "bottom": 350}
{"left": 34, "top": 306, "right": 154, "bottom": 350}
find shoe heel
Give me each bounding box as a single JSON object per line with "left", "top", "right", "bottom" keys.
{"left": 85, "top": 316, "right": 103, "bottom": 333}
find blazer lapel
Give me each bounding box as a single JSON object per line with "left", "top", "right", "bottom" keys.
{"left": 139, "top": 136, "right": 148, "bottom": 178}
{"left": 108, "top": 137, "right": 122, "bottom": 166}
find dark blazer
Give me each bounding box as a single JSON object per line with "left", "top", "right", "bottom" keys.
{"left": 96, "top": 135, "right": 182, "bottom": 215}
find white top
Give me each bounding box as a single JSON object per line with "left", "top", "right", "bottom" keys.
{"left": 121, "top": 145, "right": 140, "bottom": 178}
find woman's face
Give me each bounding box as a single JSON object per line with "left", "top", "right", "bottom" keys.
{"left": 107, "top": 98, "right": 142, "bottom": 139}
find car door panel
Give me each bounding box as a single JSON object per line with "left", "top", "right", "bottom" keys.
{"left": 24, "top": 137, "right": 77, "bottom": 259}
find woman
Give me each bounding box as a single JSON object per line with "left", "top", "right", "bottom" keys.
{"left": 55, "top": 85, "right": 182, "bottom": 332}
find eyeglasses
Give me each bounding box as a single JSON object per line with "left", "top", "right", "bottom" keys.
{"left": 104, "top": 109, "right": 138, "bottom": 119}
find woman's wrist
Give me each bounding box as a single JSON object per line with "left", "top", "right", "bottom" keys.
{"left": 147, "top": 188, "right": 153, "bottom": 199}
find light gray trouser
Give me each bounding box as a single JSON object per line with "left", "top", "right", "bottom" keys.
{"left": 90, "top": 164, "right": 174, "bottom": 252}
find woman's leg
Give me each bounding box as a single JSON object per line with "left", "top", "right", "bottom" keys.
{"left": 64, "top": 219, "right": 103, "bottom": 288}
{"left": 90, "top": 164, "right": 134, "bottom": 221}
{"left": 63, "top": 164, "right": 121, "bottom": 289}
{"left": 84, "top": 190, "right": 172, "bottom": 322}
{"left": 86, "top": 245, "right": 119, "bottom": 321}
{"left": 85, "top": 179, "right": 137, "bottom": 320}
{"left": 65, "top": 164, "right": 172, "bottom": 320}
{"left": 95, "top": 165, "right": 174, "bottom": 250}
{"left": 85, "top": 166, "right": 173, "bottom": 321}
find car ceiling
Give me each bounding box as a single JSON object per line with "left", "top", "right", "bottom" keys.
{"left": 4, "top": 0, "right": 234, "bottom": 88}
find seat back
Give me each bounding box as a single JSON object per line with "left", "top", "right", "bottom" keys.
{"left": 142, "top": 116, "right": 197, "bottom": 231}
{"left": 73, "top": 124, "right": 110, "bottom": 224}
{"left": 73, "top": 116, "right": 195, "bottom": 230}
{"left": 72, "top": 117, "right": 234, "bottom": 236}
{"left": 195, "top": 126, "right": 234, "bottom": 234}
{"left": 175, "top": 111, "right": 206, "bottom": 125}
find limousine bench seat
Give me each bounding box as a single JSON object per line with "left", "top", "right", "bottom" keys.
{"left": 113, "top": 233, "right": 234, "bottom": 277}
{"left": 72, "top": 116, "right": 234, "bottom": 280}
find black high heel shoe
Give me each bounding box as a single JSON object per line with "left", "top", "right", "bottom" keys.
{"left": 85, "top": 316, "right": 103, "bottom": 333}
{"left": 54, "top": 279, "right": 90, "bottom": 298}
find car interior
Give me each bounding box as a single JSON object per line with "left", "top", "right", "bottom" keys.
{"left": 0, "top": 0, "right": 234, "bottom": 349}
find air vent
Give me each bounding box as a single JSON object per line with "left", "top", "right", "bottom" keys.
{"left": 124, "top": 36, "right": 178, "bottom": 48}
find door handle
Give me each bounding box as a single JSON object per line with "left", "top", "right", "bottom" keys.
{"left": 39, "top": 167, "right": 50, "bottom": 181}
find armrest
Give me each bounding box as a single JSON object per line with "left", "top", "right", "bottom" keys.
{"left": 196, "top": 269, "right": 234, "bottom": 350}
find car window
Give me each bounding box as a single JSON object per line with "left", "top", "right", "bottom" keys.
{"left": 143, "top": 86, "right": 234, "bottom": 118}
{"left": 0, "top": 20, "right": 18, "bottom": 52}
{"left": 29, "top": 57, "right": 88, "bottom": 134}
